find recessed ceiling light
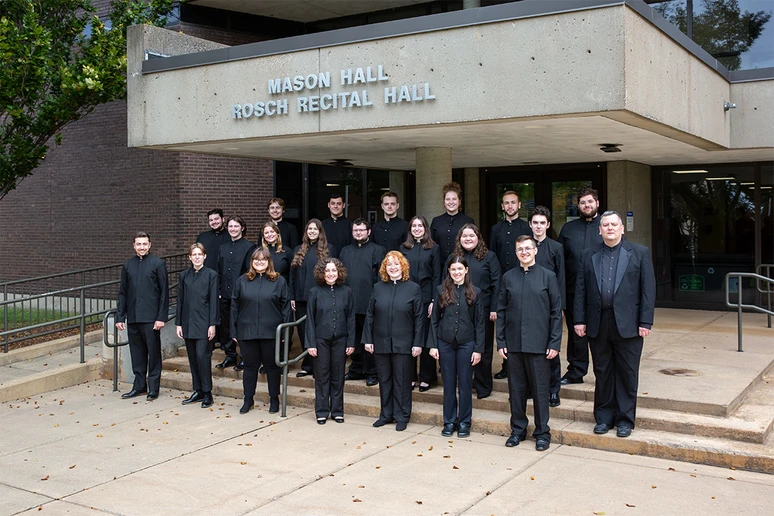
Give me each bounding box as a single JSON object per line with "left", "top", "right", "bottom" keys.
{"left": 672, "top": 170, "right": 708, "bottom": 174}
{"left": 706, "top": 177, "right": 735, "bottom": 181}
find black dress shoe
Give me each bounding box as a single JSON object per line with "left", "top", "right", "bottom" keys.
{"left": 269, "top": 397, "right": 280, "bottom": 414}
{"left": 535, "top": 437, "right": 550, "bottom": 451}
{"left": 121, "top": 389, "right": 146, "bottom": 399}
{"left": 418, "top": 383, "right": 431, "bottom": 392}
{"left": 373, "top": 417, "right": 394, "bottom": 428}
{"left": 441, "top": 423, "right": 455, "bottom": 437}
{"left": 457, "top": 423, "right": 471, "bottom": 438}
{"left": 146, "top": 391, "right": 159, "bottom": 400}
{"left": 234, "top": 360, "right": 244, "bottom": 371}
{"left": 594, "top": 423, "right": 610, "bottom": 434}
{"left": 616, "top": 425, "right": 633, "bottom": 438}
{"left": 344, "top": 372, "right": 363, "bottom": 381}
{"left": 494, "top": 369, "right": 508, "bottom": 380}
{"left": 395, "top": 421, "right": 407, "bottom": 431}
{"left": 240, "top": 398, "right": 254, "bottom": 414}
{"left": 366, "top": 376, "right": 378, "bottom": 386}
{"left": 296, "top": 370, "right": 312, "bottom": 378}
{"left": 259, "top": 365, "right": 266, "bottom": 374}
{"left": 215, "top": 357, "right": 237, "bottom": 369}
{"left": 549, "top": 392, "right": 561, "bottom": 407}
{"left": 476, "top": 392, "right": 491, "bottom": 400}
{"left": 182, "top": 391, "right": 203, "bottom": 405}
{"left": 333, "top": 416, "right": 344, "bottom": 424}
{"left": 505, "top": 434, "right": 525, "bottom": 447}
{"left": 201, "top": 392, "right": 214, "bottom": 408}
{"left": 560, "top": 376, "right": 583, "bottom": 385}
{"left": 317, "top": 417, "right": 327, "bottom": 425}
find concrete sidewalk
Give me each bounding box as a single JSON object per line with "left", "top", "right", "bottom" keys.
{"left": 1, "top": 380, "right": 772, "bottom": 515}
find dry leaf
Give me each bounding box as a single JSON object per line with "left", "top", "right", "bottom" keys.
{"left": 69, "top": 465, "right": 76, "bottom": 469}
{"left": 352, "top": 498, "right": 362, "bottom": 503}
{"left": 417, "top": 453, "right": 423, "bottom": 457}
{"left": 443, "top": 455, "right": 451, "bottom": 458}
{"left": 626, "top": 504, "right": 636, "bottom": 508}
{"left": 358, "top": 485, "right": 365, "bottom": 489}
{"left": 727, "top": 477, "right": 735, "bottom": 481}
{"left": 412, "top": 441, "right": 417, "bottom": 444}
{"left": 690, "top": 474, "right": 696, "bottom": 478}
{"left": 357, "top": 446, "right": 361, "bottom": 450}
{"left": 375, "top": 466, "right": 381, "bottom": 469}
{"left": 41, "top": 475, "right": 49, "bottom": 481}
{"left": 711, "top": 496, "right": 716, "bottom": 500}
{"left": 240, "top": 462, "right": 247, "bottom": 465}
{"left": 668, "top": 468, "right": 675, "bottom": 471}
{"left": 54, "top": 424, "right": 59, "bottom": 428}
{"left": 428, "top": 446, "right": 433, "bottom": 451}
{"left": 452, "top": 465, "right": 459, "bottom": 470}
{"left": 530, "top": 476, "right": 535, "bottom": 480}
{"left": 96, "top": 434, "right": 103, "bottom": 438}
{"left": 593, "top": 512, "right": 606, "bottom": 515}
{"left": 416, "top": 501, "right": 423, "bottom": 505}
{"left": 729, "top": 466, "right": 737, "bottom": 470}
{"left": 486, "top": 491, "right": 491, "bottom": 496}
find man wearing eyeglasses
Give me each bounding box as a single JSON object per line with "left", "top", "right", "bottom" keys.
{"left": 496, "top": 235, "right": 562, "bottom": 451}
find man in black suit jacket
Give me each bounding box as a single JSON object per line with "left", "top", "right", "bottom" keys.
{"left": 573, "top": 211, "right": 655, "bottom": 438}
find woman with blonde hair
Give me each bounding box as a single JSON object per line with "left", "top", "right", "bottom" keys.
{"left": 261, "top": 220, "right": 290, "bottom": 281}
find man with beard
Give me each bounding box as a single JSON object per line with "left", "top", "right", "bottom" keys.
{"left": 372, "top": 191, "right": 408, "bottom": 252}
{"left": 559, "top": 187, "right": 603, "bottom": 385}
{"left": 268, "top": 197, "right": 299, "bottom": 251}
{"left": 196, "top": 209, "right": 229, "bottom": 272}
{"left": 339, "top": 219, "right": 386, "bottom": 386}
{"left": 490, "top": 191, "right": 532, "bottom": 380}
{"left": 322, "top": 193, "right": 351, "bottom": 256}
{"left": 216, "top": 216, "right": 255, "bottom": 370}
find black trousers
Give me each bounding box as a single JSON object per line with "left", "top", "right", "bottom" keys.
{"left": 438, "top": 339, "right": 475, "bottom": 426}
{"left": 505, "top": 350, "right": 551, "bottom": 439}
{"left": 312, "top": 337, "right": 347, "bottom": 418}
{"left": 374, "top": 353, "right": 414, "bottom": 424}
{"left": 589, "top": 310, "right": 643, "bottom": 428}
{"left": 294, "top": 301, "right": 314, "bottom": 373}
{"left": 563, "top": 306, "right": 589, "bottom": 381}
{"left": 416, "top": 303, "right": 436, "bottom": 384}
{"left": 347, "top": 314, "right": 376, "bottom": 378}
{"left": 185, "top": 338, "right": 213, "bottom": 393}
{"left": 127, "top": 322, "right": 162, "bottom": 392}
{"left": 473, "top": 318, "right": 495, "bottom": 396}
{"left": 241, "top": 339, "right": 281, "bottom": 400}
{"left": 549, "top": 355, "right": 561, "bottom": 395}
{"left": 219, "top": 298, "right": 238, "bottom": 360}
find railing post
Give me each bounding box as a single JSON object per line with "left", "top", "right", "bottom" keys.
{"left": 282, "top": 326, "right": 290, "bottom": 417}
{"left": 737, "top": 274, "right": 743, "bottom": 352}
{"left": 79, "top": 288, "right": 86, "bottom": 363}
{"left": 3, "top": 285, "right": 7, "bottom": 354}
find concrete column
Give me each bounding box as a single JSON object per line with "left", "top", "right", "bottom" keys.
{"left": 415, "top": 147, "right": 452, "bottom": 221}
{"left": 606, "top": 161, "right": 652, "bottom": 249}
{"left": 464, "top": 167, "right": 481, "bottom": 224}
{"left": 389, "top": 170, "right": 406, "bottom": 219}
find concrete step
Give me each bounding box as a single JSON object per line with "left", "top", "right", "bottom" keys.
{"left": 159, "top": 369, "right": 774, "bottom": 474}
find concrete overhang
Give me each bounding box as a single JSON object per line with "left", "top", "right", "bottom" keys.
{"left": 127, "top": 0, "right": 774, "bottom": 169}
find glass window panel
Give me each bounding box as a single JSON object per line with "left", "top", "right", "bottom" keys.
{"left": 551, "top": 180, "right": 593, "bottom": 237}
{"left": 493, "top": 182, "right": 534, "bottom": 222}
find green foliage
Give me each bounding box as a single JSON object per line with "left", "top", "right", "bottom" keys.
{"left": 0, "top": 0, "right": 175, "bottom": 199}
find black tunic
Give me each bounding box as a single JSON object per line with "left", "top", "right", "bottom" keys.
{"left": 430, "top": 212, "right": 475, "bottom": 264}
{"left": 175, "top": 266, "right": 219, "bottom": 339}
{"left": 117, "top": 254, "right": 169, "bottom": 324}
{"left": 230, "top": 274, "right": 291, "bottom": 341}
{"left": 276, "top": 219, "right": 300, "bottom": 251}
{"left": 496, "top": 265, "right": 562, "bottom": 354}
{"left": 196, "top": 228, "right": 230, "bottom": 272}
{"left": 362, "top": 280, "right": 424, "bottom": 354}
{"left": 266, "top": 244, "right": 291, "bottom": 282}
{"left": 338, "top": 240, "right": 386, "bottom": 314}
{"left": 558, "top": 215, "right": 603, "bottom": 296}
{"left": 445, "top": 250, "right": 501, "bottom": 314}
{"left": 322, "top": 216, "right": 352, "bottom": 257}
{"left": 305, "top": 284, "right": 356, "bottom": 349}
{"left": 489, "top": 218, "right": 533, "bottom": 273}
{"left": 372, "top": 217, "right": 408, "bottom": 252}
{"left": 218, "top": 237, "right": 255, "bottom": 299}
{"left": 400, "top": 242, "right": 441, "bottom": 305}
{"left": 428, "top": 285, "right": 485, "bottom": 353}
{"left": 289, "top": 243, "right": 336, "bottom": 301}
{"left": 535, "top": 236, "right": 567, "bottom": 310}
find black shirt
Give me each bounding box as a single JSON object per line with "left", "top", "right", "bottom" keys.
{"left": 266, "top": 244, "right": 290, "bottom": 283}
{"left": 362, "top": 280, "right": 424, "bottom": 354}
{"left": 431, "top": 212, "right": 475, "bottom": 264}
{"left": 429, "top": 285, "right": 485, "bottom": 353}
{"left": 400, "top": 241, "right": 441, "bottom": 305}
{"left": 230, "top": 274, "right": 291, "bottom": 341}
{"left": 275, "top": 220, "right": 300, "bottom": 251}
{"left": 496, "top": 264, "right": 563, "bottom": 354}
{"left": 559, "top": 215, "right": 603, "bottom": 296}
{"left": 338, "top": 240, "right": 386, "bottom": 314}
{"left": 175, "top": 266, "right": 219, "bottom": 339}
{"left": 218, "top": 238, "right": 255, "bottom": 299}
{"left": 600, "top": 242, "right": 622, "bottom": 310}
{"left": 372, "top": 217, "right": 408, "bottom": 252}
{"left": 289, "top": 243, "right": 335, "bottom": 302}
{"left": 322, "top": 216, "right": 352, "bottom": 257}
{"left": 196, "top": 228, "right": 230, "bottom": 272}
{"left": 489, "top": 218, "right": 533, "bottom": 273}
{"left": 305, "top": 284, "right": 356, "bottom": 348}
{"left": 117, "top": 254, "right": 169, "bottom": 324}
{"left": 445, "top": 250, "right": 501, "bottom": 313}
{"left": 535, "top": 237, "right": 567, "bottom": 310}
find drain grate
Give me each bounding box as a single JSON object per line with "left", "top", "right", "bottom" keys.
{"left": 659, "top": 368, "right": 700, "bottom": 377}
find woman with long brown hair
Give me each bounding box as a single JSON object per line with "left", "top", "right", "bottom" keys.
{"left": 428, "top": 256, "right": 484, "bottom": 438}
{"left": 231, "top": 247, "right": 291, "bottom": 414}
{"left": 290, "top": 219, "right": 335, "bottom": 377}
{"left": 261, "top": 220, "right": 290, "bottom": 281}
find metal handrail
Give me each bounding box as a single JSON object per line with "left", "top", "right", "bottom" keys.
{"left": 275, "top": 315, "right": 308, "bottom": 417}
{"left": 725, "top": 272, "right": 774, "bottom": 352}
{"left": 757, "top": 264, "right": 773, "bottom": 328}
{"left": 103, "top": 309, "right": 129, "bottom": 392}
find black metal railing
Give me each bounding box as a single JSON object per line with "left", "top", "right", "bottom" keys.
{"left": 275, "top": 316, "right": 308, "bottom": 417}
{"left": 725, "top": 269, "right": 774, "bottom": 352}
{"left": 757, "top": 264, "right": 773, "bottom": 329}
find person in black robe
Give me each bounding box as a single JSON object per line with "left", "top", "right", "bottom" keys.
{"left": 399, "top": 215, "right": 441, "bottom": 391}
{"left": 339, "top": 218, "right": 385, "bottom": 386}
{"left": 116, "top": 231, "right": 169, "bottom": 401}
{"left": 175, "top": 243, "right": 219, "bottom": 408}
{"left": 231, "top": 247, "right": 292, "bottom": 414}
{"left": 497, "top": 235, "right": 562, "bottom": 451}
{"left": 196, "top": 209, "right": 229, "bottom": 272}
{"left": 490, "top": 191, "right": 533, "bottom": 275}
{"left": 290, "top": 218, "right": 336, "bottom": 377}
{"left": 305, "top": 258, "right": 356, "bottom": 424}
{"left": 268, "top": 197, "right": 299, "bottom": 251}
{"left": 430, "top": 182, "right": 474, "bottom": 264}
{"left": 363, "top": 251, "right": 424, "bottom": 432}
{"left": 322, "top": 193, "right": 351, "bottom": 256}
{"left": 428, "top": 256, "right": 484, "bottom": 438}
{"left": 260, "top": 221, "right": 290, "bottom": 282}
{"left": 446, "top": 223, "right": 501, "bottom": 399}
{"left": 372, "top": 191, "right": 408, "bottom": 252}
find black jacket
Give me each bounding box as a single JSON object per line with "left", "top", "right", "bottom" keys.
{"left": 362, "top": 280, "right": 424, "bottom": 354}
{"left": 428, "top": 285, "right": 485, "bottom": 353}
{"left": 558, "top": 216, "right": 603, "bottom": 296}
{"left": 489, "top": 218, "right": 533, "bottom": 273}
{"left": 117, "top": 254, "right": 169, "bottom": 324}
{"left": 573, "top": 240, "right": 656, "bottom": 339}
{"left": 444, "top": 250, "right": 501, "bottom": 313}
{"left": 266, "top": 244, "right": 290, "bottom": 282}
{"left": 218, "top": 238, "right": 255, "bottom": 299}
{"left": 289, "top": 244, "right": 336, "bottom": 301}
{"left": 305, "top": 284, "right": 356, "bottom": 349}
{"left": 231, "top": 274, "right": 291, "bottom": 341}
{"left": 496, "top": 265, "right": 563, "bottom": 354}
{"left": 322, "top": 216, "right": 351, "bottom": 256}
{"left": 400, "top": 242, "right": 441, "bottom": 305}
{"left": 175, "top": 267, "right": 219, "bottom": 339}
{"left": 276, "top": 220, "right": 300, "bottom": 251}
{"left": 338, "top": 240, "right": 386, "bottom": 314}
{"left": 196, "top": 228, "right": 230, "bottom": 272}
{"left": 372, "top": 217, "right": 408, "bottom": 252}
{"left": 535, "top": 237, "right": 567, "bottom": 310}
{"left": 431, "top": 212, "right": 475, "bottom": 264}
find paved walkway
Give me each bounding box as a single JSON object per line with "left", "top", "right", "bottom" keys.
{"left": 1, "top": 380, "right": 772, "bottom": 516}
